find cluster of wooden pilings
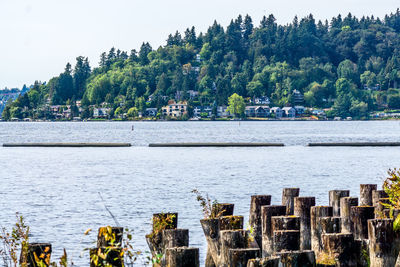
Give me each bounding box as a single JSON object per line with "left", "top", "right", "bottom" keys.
{"left": 16, "top": 184, "right": 400, "bottom": 267}
{"left": 147, "top": 184, "right": 400, "bottom": 267}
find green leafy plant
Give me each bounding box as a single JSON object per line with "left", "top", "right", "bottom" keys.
{"left": 191, "top": 189, "right": 224, "bottom": 219}
{"left": 382, "top": 168, "right": 400, "bottom": 231}
{"left": 85, "top": 226, "right": 148, "bottom": 267}
{"left": 0, "top": 213, "right": 29, "bottom": 267}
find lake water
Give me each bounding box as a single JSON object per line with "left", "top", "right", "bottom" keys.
{"left": 0, "top": 121, "right": 400, "bottom": 265}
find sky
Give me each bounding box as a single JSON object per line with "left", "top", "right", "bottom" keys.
{"left": 0, "top": 0, "right": 399, "bottom": 89}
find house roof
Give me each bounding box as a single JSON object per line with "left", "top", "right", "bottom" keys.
{"left": 282, "top": 107, "right": 295, "bottom": 111}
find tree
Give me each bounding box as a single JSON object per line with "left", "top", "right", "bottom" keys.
{"left": 388, "top": 94, "right": 400, "bottom": 109}
{"left": 227, "top": 93, "right": 245, "bottom": 117}
{"left": 73, "top": 56, "right": 91, "bottom": 98}
{"left": 127, "top": 107, "right": 138, "bottom": 118}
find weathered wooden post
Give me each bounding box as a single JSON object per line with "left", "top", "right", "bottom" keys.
{"left": 329, "top": 190, "right": 349, "bottom": 216}
{"left": 276, "top": 251, "right": 316, "bottom": 267}
{"left": 350, "top": 206, "right": 374, "bottom": 240}
{"left": 201, "top": 218, "right": 255, "bottom": 267}
{"left": 273, "top": 230, "right": 300, "bottom": 253}
{"left": 321, "top": 233, "right": 357, "bottom": 267}
{"left": 146, "top": 213, "right": 178, "bottom": 257}
{"left": 20, "top": 243, "right": 52, "bottom": 267}
{"left": 165, "top": 247, "right": 199, "bottom": 267}
{"left": 229, "top": 248, "right": 260, "bottom": 267}
{"left": 318, "top": 217, "right": 341, "bottom": 234}
{"left": 249, "top": 195, "right": 271, "bottom": 248}
{"left": 375, "top": 198, "right": 391, "bottom": 218}
{"left": 310, "top": 206, "right": 333, "bottom": 254}
{"left": 261, "top": 205, "right": 286, "bottom": 257}
{"left": 339, "top": 197, "right": 358, "bottom": 233}
{"left": 368, "top": 219, "right": 397, "bottom": 267}
{"left": 212, "top": 203, "right": 235, "bottom": 218}
{"left": 206, "top": 203, "right": 235, "bottom": 267}
{"left": 282, "top": 188, "right": 300, "bottom": 215}
{"left": 294, "top": 197, "right": 315, "bottom": 250}
{"left": 220, "top": 230, "right": 249, "bottom": 266}
{"left": 247, "top": 256, "right": 280, "bottom": 267}
{"left": 372, "top": 190, "right": 388, "bottom": 206}
{"left": 271, "top": 216, "right": 300, "bottom": 232}
{"left": 162, "top": 229, "right": 189, "bottom": 248}
{"left": 360, "top": 184, "right": 377, "bottom": 206}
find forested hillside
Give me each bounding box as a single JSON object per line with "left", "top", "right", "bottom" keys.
{"left": 3, "top": 9, "right": 400, "bottom": 120}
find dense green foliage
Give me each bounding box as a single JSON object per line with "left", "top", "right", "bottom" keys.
{"left": 4, "top": 10, "right": 400, "bottom": 120}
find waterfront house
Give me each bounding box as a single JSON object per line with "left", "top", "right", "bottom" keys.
{"left": 293, "top": 89, "right": 304, "bottom": 105}
{"left": 253, "top": 96, "right": 270, "bottom": 105}
{"left": 295, "top": 106, "right": 305, "bottom": 116}
{"left": 162, "top": 101, "right": 188, "bottom": 118}
{"left": 193, "top": 106, "right": 202, "bottom": 118}
{"left": 144, "top": 108, "right": 158, "bottom": 117}
{"left": 282, "top": 107, "right": 296, "bottom": 118}
{"left": 217, "top": 106, "right": 229, "bottom": 118}
{"left": 93, "top": 108, "right": 111, "bottom": 118}
{"left": 245, "top": 106, "right": 270, "bottom": 118}
{"left": 270, "top": 107, "right": 283, "bottom": 118}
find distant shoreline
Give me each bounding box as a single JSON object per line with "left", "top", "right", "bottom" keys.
{"left": 1, "top": 118, "right": 399, "bottom": 122}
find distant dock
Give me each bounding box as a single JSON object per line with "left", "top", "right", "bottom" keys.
{"left": 148, "top": 142, "right": 285, "bottom": 147}
{"left": 308, "top": 142, "right": 400, "bottom": 147}
{"left": 2, "top": 143, "right": 132, "bottom": 147}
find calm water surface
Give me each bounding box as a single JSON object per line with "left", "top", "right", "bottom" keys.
{"left": 0, "top": 121, "right": 400, "bottom": 265}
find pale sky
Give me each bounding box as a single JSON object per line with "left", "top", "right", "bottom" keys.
{"left": 0, "top": 0, "right": 399, "bottom": 89}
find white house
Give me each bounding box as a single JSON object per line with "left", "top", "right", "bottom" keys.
{"left": 282, "top": 107, "right": 296, "bottom": 118}
{"left": 93, "top": 108, "right": 110, "bottom": 118}
{"left": 295, "top": 106, "right": 305, "bottom": 115}
{"left": 217, "top": 106, "right": 229, "bottom": 117}
{"left": 270, "top": 107, "right": 283, "bottom": 118}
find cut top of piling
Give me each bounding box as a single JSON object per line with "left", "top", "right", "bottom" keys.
{"left": 149, "top": 142, "right": 285, "bottom": 147}
{"left": 3, "top": 143, "right": 132, "bottom": 147}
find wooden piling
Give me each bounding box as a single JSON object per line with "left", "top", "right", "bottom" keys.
{"left": 372, "top": 190, "right": 388, "bottom": 207}
{"left": 339, "top": 197, "right": 358, "bottom": 233}
{"left": 220, "top": 230, "right": 249, "bottom": 266}
{"left": 20, "top": 243, "right": 52, "bottom": 267}
{"left": 212, "top": 203, "right": 234, "bottom": 218}
{"left": 206, "top": 204, "right": 234, "bottom": 267}
{"left": 375, "top": 198, "right": 391, "bottom": 218}
{"left": 350, "top": 206, "right": 375, "bottom": 240}
{"left": 165, "top": 247, "right": 199, "bottom": 267}
{"left": 271, "top": 216, "right": 300, "bottom": 232}
{"left": 321, "top": 233, "right": 357, "bottom": 267}
{"left": 318, "top": 217, "right": 341, "bottom": 234}
{"left": 146, "top": 213, "right": 178, "bottom": 257}
{"left": 273, "top": 230, "right": 300, "bottom": 253}
{"left": 282, "top": 188, "right": 300, "bottom": 215}
{"left": 329, "top": 190, "right": 349, "bottom": 216}
{"left": 162, "top": 229, "right": 189, "bottom": 248}
{"left": 311, "top": 206, "right": 333, "bottom": 254}
{"left": 360, "top": 184, "right": 377, "bottom": 206}
{"left": 91, "top": 227, "right": 124, "bottom": 267}
{"left": 249, "top": 195, "right": 271, "bottom": 248}
{"left": 294, "top": 197, "right": 316, "bottom": 250}
{"left": 247, "top": 256, "right": 280, "bottom": 267}
{"left": 229, "top": 248, "right": 260, "bottom": 267}
{"left": 276, "top": 250, "right": 316, "bottom": 267}
{"left": 368, "top": 219, "right": 397, "bottom": 267}
{"left": 261, "top": 205, "right": 286, "bottom": 257}
{"left": 220, "top": 215, "right": 244, "bottom": 230}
